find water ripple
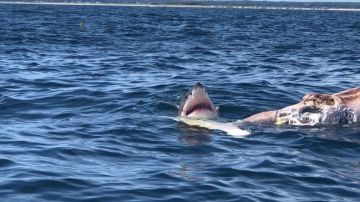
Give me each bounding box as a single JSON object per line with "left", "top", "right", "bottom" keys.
{"left": 0, "top": 4, "right": 359, "bottom": 202}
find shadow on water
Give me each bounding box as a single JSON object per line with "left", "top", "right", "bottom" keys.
{"left": 178, "top": 125, "right": 213, "bottom": 146}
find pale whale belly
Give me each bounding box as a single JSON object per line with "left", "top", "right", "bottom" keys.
{"left": 178, "top": 117, "right": 250, "bottom": 137}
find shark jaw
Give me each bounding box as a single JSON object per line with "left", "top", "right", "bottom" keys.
{"left": 178, "top": 82, "right": 218, "bottom": 119}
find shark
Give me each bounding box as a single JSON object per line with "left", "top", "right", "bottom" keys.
{"left": 177, "top": 82, "right": 250, "bottom": 137}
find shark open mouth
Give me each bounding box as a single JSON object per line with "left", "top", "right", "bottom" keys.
{"left": 179, "top": 82, "right": 218, "bottom": 119}
{"left": 185, "top": 103, "right": 214, "bottom": 116}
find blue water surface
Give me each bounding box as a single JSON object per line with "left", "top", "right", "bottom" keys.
{"left": 0, "top": 4, "right": 360, "bottom": 201}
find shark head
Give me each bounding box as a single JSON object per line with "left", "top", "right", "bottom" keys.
{"left": 178, "top": 82, "right": 218, "bottom": 119}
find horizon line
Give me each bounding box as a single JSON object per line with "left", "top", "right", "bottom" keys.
{"left": 1, "top": 1, "right": 360, "bottom": 12}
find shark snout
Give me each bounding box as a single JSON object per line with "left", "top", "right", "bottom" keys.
{"left": 193, "top": 82, "right": 204, "bottom": 89}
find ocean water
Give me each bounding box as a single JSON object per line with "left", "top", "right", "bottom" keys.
{"left": 0, "top": 4, "right": 360, "bottom": 201}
